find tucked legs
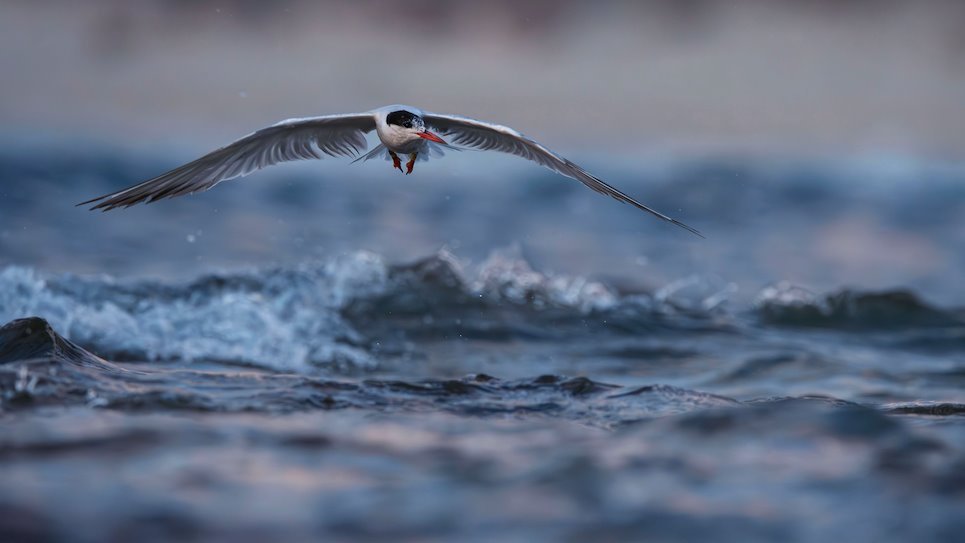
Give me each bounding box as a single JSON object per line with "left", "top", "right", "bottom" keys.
{"left": 388, "top": 151, "right": 403, "bottom": 172}
{"left": 387, "top": 151, "right": 418, "bottom": 174}
{"left": 405, "top": 153, "right": 417, "bottom": 175}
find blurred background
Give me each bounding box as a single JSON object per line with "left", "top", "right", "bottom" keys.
{"left": 1, "top": 0, "right": 964, "bottom": 302}
{"left": 5, "top": 0, "right": 965, "bottom": 154}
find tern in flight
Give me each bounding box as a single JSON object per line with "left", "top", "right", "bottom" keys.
{"left": 79, "top": 105, "right": 701, "bottom": 237}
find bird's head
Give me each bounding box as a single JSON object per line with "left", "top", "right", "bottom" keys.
{"left": 385, "top": 109, "right": 446, "bottom": 144}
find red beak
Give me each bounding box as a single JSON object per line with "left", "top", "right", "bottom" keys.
{"left": 417, "top": 130, "right": 446, "bottom": 144}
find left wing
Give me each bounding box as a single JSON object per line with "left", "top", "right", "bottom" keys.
{"left": 79, "top": 113, "right": 376, "bottom": 211}
{"left": 423, "top": 112, "right": 702, "bottom": 237}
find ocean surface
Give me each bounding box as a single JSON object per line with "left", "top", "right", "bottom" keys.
{"left": 1, "top": 142, "right": 963, "bottom": 542}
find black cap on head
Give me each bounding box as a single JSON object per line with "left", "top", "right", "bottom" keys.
{"left": 386, "top": 110, "right": 418, "bottom": 128}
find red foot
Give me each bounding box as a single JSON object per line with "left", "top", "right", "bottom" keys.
{"left": 405, "top": 159, "right": 415, "bottom": 175}
{"left": 391, "top": 154, "right": 403, "bottom": 172}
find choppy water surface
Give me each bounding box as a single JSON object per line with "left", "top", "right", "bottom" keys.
{"left": 1, "top": 145, "right": 963, "bottom": 542}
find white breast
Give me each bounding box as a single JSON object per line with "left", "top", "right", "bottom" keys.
{"left": 376, "top": 124, "right": 424, "bottom": 153}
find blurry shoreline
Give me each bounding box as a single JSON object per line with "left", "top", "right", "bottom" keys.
{"left": 3, "top": 0, "right": 965, "bottom": 158}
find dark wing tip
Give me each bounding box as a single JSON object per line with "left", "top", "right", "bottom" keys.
{"left": 581, "top": 171, "right": 705, "bottom": 239}
{"left": 76, "top": 195, "right": 109, "bottom": 210}
{"left": 76, "top": 194, "right": 104, "bottom": 207}
{"left": 76, "top": 191, "right": 152, "bottom": 212}
{"left": 75, "top": 194, "right": 122, "bottom": 211}
{"left": 669, "top": 218, "right": 705, "bottom": 239}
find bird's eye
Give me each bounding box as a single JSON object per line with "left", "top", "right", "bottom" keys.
{"left": 403, "top": 121, "right": 412, "bottom": 128}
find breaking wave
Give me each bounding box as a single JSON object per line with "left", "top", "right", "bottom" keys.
{"left": 1, "top": 251, "right": 962, "bottom": 373}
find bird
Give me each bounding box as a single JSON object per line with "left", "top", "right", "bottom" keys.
{"left": 78, "top": 104, "right": 702, "bottom": 237}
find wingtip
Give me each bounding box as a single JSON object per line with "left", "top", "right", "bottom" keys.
{"left": 75, "top": 196, "right": 101, "bottom": 208}
{"left": 674, "top": 220, "right": 705, "bottom": 239}
{"left": 77, "top": 193, "right": 140, "bottom": 212}
{"left": 76, "top": 200, "right": 107, "bottom": 212}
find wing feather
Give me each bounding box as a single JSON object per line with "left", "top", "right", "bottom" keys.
{"left": 79, "top": 113, "right": 376, "bottom": 211}
{"left": 424, "top": 112, "right": 702, "bottom": 237}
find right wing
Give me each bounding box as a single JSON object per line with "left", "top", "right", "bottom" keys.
{"left": 424, "top": 112, "right": 702, "bottom": 237}
{"left": 79, "top": 112, "right": 376, "bottom": 211}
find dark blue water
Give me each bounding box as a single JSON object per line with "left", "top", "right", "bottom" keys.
{"left": 1, "top": 142, "right": 963, "bottom": 542}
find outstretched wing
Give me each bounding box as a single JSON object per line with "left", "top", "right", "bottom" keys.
{"left": 423, "top": 112, "right": 702, "bottom": 237}
{"left": 79, "top": 113, "right": 376, "bottom": 211}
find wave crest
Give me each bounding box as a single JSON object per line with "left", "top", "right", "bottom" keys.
{"left": 754, "top": 282, "right": 962, "bottom": 329}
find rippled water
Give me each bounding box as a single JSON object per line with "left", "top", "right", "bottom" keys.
{"left": 1, "top": 145, "right": 963, "bottom": 541}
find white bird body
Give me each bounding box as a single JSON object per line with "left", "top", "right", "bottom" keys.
{"left": 373, "top": 104, "right": 428, "bottom": 152}
{"left": 80, "top": 104, "right": 701, "bottom": 237}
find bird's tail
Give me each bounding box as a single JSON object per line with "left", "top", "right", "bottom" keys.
{"left": 350, "top": 144, "right": 388, "bottom": 164}
{"left": 351, "top": 141, "right": 465, "bottom": 164}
